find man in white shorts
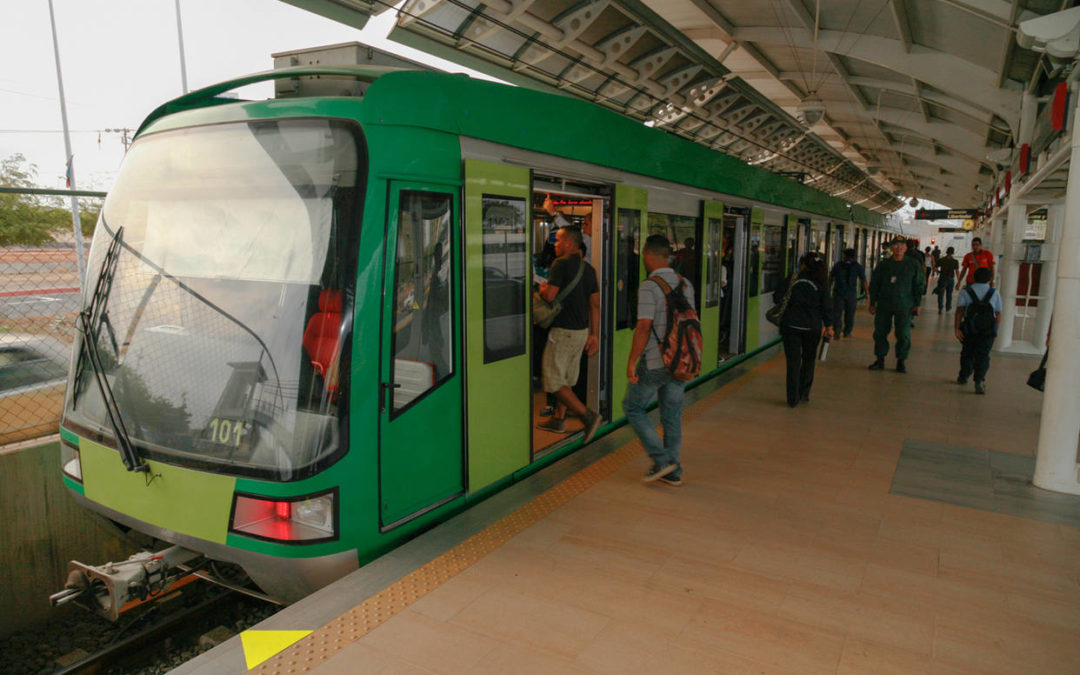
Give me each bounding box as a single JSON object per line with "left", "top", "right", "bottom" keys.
{"left": 536, "top": 226, "right": 603, "bottom": 441}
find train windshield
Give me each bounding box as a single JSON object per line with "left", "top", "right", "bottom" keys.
{"left": 65, "top": 118, "right": 363, "bottom": 481}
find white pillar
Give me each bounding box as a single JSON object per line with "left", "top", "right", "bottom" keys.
{"left": 1033, "top": 109, "right": 1080, "bottom": 495}
{"left": 996, "top": 204, "right": 1028, "bottom": 350}
{"left": 1033, "top": 204, "right": 1062, "bottom": 348}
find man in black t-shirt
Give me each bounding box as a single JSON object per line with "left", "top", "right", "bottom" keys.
{"left": 536, "top": 226, "right": 603, "bottom": 441}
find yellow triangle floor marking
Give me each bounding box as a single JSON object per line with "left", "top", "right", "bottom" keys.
{"left": 241, "top": 630, "right": 313, "bottom": 670}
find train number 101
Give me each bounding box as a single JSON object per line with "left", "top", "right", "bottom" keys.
{"left": 207, "top": 418, "right": 246, "bottom": 447}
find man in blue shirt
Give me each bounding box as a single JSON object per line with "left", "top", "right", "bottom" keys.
{"left": 829, "top": 248, "right": 868, "bottom": 339}
{"left": 954, "top": 267, "right": 1002, "bottom": 395}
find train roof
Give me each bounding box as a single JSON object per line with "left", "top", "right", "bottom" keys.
{"left": 137, "top": 66, "right": 885, "bottom": 228}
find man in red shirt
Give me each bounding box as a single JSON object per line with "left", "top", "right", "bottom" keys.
{"left": 958, "top": 237, "right": 995, "bottom": 289}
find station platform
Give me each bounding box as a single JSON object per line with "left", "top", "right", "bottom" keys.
{"left": 177, "top": 303, "right": 1080, "bottom": 675}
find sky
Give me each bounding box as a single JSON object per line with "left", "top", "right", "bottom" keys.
{"left": 0, "top": 0, "right": 491, "bottom": 192}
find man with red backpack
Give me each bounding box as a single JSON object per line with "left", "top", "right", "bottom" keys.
{"left": 625, "top": 235, "right": 703, "bottom": 486}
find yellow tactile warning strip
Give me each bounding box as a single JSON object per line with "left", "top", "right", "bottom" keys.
{"left": 253, "top": 360, "right": 769, "bottom": 674}
{"left": 241, "top": 631, "right": 313, "bottom": 670}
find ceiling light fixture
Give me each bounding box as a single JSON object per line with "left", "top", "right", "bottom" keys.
{"left": 797, "top": 93, "right": 826, "bottom": 127}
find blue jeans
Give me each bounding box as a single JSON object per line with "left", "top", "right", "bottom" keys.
{"left": 937, "top": 276, "right": 955, "bottom": 310}
{"left": 624, "top": 364, "right": 686, "bottom": 478}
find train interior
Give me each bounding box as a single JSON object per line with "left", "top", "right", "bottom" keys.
{"left": 529, "top": 175, "right": 610, "bottom": 455}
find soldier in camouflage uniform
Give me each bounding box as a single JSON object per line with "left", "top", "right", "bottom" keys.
{"left": 868, "top": 238, "right": 926, "bottom": 373}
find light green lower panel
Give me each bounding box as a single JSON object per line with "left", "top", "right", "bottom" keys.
{"left": 81, "top": 440, "right": 235, "bottom": 544}
{"left": 746, "top": 297, "right": 761, "bottom": 351}
{"left": 611, "top": 329, "right": 633, "bottom": 420}
{"left": 700, "top": 303, "right": 719, "bottom": 372}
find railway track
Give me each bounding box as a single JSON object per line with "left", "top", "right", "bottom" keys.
{"left": 53, "top": 584, "right": 236, "bottom": 675}
{"left": 1, "top": 577, "right": 278, "bottom": 675}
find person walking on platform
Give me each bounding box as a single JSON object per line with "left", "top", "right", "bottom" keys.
{"left": 625, "top": 235, "right": 695, "bottom": 486}
{"left": 959, "top": 236, "right": 995, "bottom": 289}
{"left": 954, "top": 267, "right": 1002, "bottom": 395}
{"left": 934, "top": 247, "right": 959, "bottom": 313}
{"left": 536, "top": 226, "right": 603, "bottom": 441}
{"left": 904, "top": 239, "right": 926, "bottom": 328}
{"left": 775, "top": 253, "right": 834, "bottom": 407}
{"left": 868, "top": 237, "right": 926, "bottom": 373}
{"left": 829, "top": 248, "right": 868, "bottom": 339}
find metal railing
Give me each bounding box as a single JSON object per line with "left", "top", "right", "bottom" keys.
{"left": 0, "top": 187, "right": 102, "bottom": 446}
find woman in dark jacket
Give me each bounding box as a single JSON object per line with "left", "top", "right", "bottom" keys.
{"left": 774, "top": 252, "right": 834, "bottom": 407}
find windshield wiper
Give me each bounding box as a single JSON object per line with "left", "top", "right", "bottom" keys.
{"left": 76, "top": 225, "right": 150, "bottom": 475}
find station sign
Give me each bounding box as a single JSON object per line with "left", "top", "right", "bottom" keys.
{"left": 914, "top": 208, "right": 981, "bottom": 221}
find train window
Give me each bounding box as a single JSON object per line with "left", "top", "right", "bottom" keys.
{"left": 748, "top": 236, "right": 760, "bottom": 298}
{"left": 649, "top": 213, "right": 700, "bottom": 302}
{"left": 390, "top": 191, "right": 453, "bottom": 411}
{"left": 616, "top": 208, "right": 641, "bottom": 328}
{"left": 762, "top": 224, "right": 784, "bottom": 294}
{"left": 704, "top": 217, "right": 722, "bottom": 308}
{"left": 481, "top": 195, "right": 527, "bottom": 363}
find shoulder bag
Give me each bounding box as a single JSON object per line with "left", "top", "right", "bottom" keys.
{"left": 1027, "top": 351, "right": 1048, "bottom": 392}
{"left": 532, "top": 257, "right": 586, "bottom": 329}
{"left": 766, "top": 277, "right": 815, "bottom": 326}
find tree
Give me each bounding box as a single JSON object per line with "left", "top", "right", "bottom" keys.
{"left": 0, "top": 153, "right": 102, "bottom": 246}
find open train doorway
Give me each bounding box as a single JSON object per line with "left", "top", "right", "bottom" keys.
{"left": 719, "top": 209, "right": 748, "bottom": 360}
{"left": 530, "top": 174, "right": 611, "bottom": 456}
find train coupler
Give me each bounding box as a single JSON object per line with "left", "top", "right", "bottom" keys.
{"left": 49, "top": 545, "right": 202, "bottom": 621}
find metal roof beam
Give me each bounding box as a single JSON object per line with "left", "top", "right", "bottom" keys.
{"left": 730, "top": 26, "right": 1020, "bottom": 128}
{"left": 846, "top": 76, "right": 994, "bottom": 128}
{"left": 889, "top": 0, "right": 913, "bottom": 52}
{"left": 874, "top": 111, "right": 988, "bottom": 163}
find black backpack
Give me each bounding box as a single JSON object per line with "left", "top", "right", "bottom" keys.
{"left": 838, "top": 261, "right": 857, "bottom": 293}
{"left": 963, "top": 287, "right": 997, "bottom": 336}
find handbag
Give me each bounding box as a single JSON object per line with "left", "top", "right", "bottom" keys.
{"left": 532, "top": 256, "right": 585, "bottom": 329}
{"left": 766, "top": 276, "right": 795, "bottom": 326}
{"left": 1027, "top": 351, "right": 1048, "bottom": 392}
{"left": 766, "top": 277, "right": 815, "bottom": 326}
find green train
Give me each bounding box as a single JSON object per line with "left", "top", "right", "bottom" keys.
{"left": 56, "top": 65, "right": 890, "bottom": 610}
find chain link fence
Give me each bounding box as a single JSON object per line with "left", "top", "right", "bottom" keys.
{"left": 0, "top": 242, "right": 84, "bottom": 447}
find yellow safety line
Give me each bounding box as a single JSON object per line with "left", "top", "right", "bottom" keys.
{"left": 254, "top": 361, "right": 768, "bottom": 673}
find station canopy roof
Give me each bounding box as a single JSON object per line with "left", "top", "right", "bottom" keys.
{"left": 283, "top": 0, "right": 1064, "bottom": 214}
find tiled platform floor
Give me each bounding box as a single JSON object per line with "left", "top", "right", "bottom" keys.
{"left": 299, "top": 303, "right": 1079, "bottom": 674}
{"left": 892, "top": 440, "right": 1080, "bottom": 528}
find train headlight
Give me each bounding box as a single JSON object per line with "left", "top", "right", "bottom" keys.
{"left": 61, "top": 441, "right": 82, "bottom": 482}
{"left": 229, "top": 488, "right": 337, "bottom": 543}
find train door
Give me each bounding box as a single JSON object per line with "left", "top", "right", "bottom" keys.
{"left": 701, "top": 200, "right": 724, "bottom": 371}
{"left": 530, "top": 183, "right": 609, "bottom": 454}
{"left": 810, "top": 221, "right": 825, "bottom": 254}
{"left": 464, "top": 160, "right": 532, "bottom": 491}
{"left": 720, "top": 210, "right": 749, "bottom": 358}
{"left": 744, "top": 208, "right": 764, "bottom": 350}
{"left": 611, "top": 185, "right": 646, "bottom": 419}
{"left": 784, "top": 215, "right": 797, "bottom": 277}
{"left": 378, "top": 183, "right": 464, "bottom": 529}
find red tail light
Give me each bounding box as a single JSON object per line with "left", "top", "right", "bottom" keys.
{"left": 229, "top": 489, "right": 337, "bottom": 543}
